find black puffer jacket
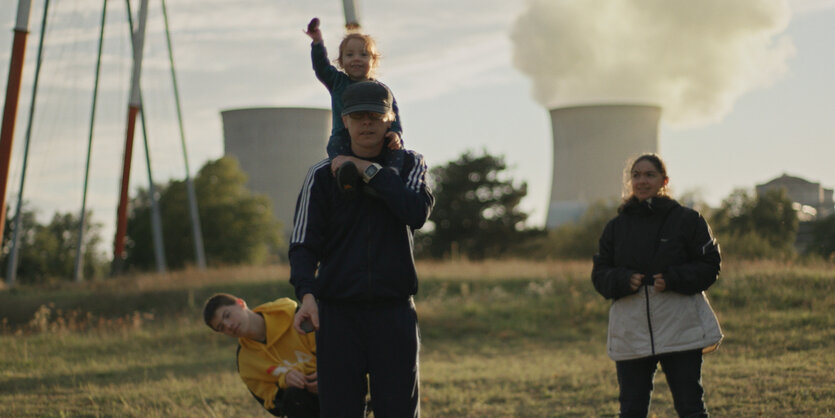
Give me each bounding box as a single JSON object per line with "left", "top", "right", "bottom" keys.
{"left": 592, "top": 196, "right": 720, "bottom": 300}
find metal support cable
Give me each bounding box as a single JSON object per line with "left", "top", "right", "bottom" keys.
{"left": 72, "top": 0, "right": 106, "bottom": 282}
{"left": 138, "top": 97, "right": 167, "bottom": 273}
{"left": 125, "top": 0, "right": 166, "bottom": 273}
{"left": 161, "top": 0, "right": 206, "bottom": 269}
{"left": 8, "top": 0, "right": 51, "bottom": 286}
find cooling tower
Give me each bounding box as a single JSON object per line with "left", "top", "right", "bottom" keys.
{"left": 222, "top": 107, "right": 330, "bottom": 236}
{"left": 547, "top": 104, "right": 661, "bottom": 228}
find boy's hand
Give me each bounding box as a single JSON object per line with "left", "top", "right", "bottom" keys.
{"left": 285, "top": 369, "right": 307, "bottom": 389}
{"left": 294, "top": 294, "right": 319, "bottom": 334}
{"left": 385, "top": 132, "right": 403, "bottom": 150}
{"left": 331, "top": 155, "right": 355, "bottom": 175}
{"left": 305, "top": 17, "right": 323, "bottom": 44}
{"left": 305, "top": 372, "right": 318, "bottom": 394}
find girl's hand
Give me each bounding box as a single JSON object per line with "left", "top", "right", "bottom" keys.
{"left": 652, "top": 273, "right": 666, "bottom": 292}
{"left": 305, "top": 17, "right": 323, "bottom": 43}
{"left": 386, "top": 132, "right": 403, "bottom": 150}
{"left": 629, "top": 273, "right": 644, "bottom": 291}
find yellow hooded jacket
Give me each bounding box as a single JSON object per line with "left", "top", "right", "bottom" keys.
{"left": 236, "top": 297, "right": 316, "bottom": 410}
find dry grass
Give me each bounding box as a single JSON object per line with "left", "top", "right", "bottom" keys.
{"left": 417, "top": 258, "right": 591, "bottom": 281}
{"left": 87, "top": 264, "right": 291, "bottom": 292}
{"left": 1, "top": 259, "right": 834, "bottom": 416}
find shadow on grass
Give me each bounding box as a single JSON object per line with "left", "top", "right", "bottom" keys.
{"left": 415, "top": 278, "right": 609, "bottom": 348}
{"left": 9, "top": 326, "right": 216, "bottom": 365}
{"left": 0, "top": 280, "right": 298, "bottom": 329}
{"left": 0, "top": 351, "right": 233, "bottom": 395}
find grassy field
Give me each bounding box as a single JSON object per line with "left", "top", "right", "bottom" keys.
{"left": 1, "top": 260, "right": 833, "bottom": 417}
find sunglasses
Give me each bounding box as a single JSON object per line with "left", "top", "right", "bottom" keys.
{"left": 347, "top": 111, "right": 386, "bottom": 121}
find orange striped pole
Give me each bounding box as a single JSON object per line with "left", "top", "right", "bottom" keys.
{"left": 112, "top": 0, "right": 149, "bottom": 273}
{"left": 0, "top": 0, "right": 32, "bottom": 247}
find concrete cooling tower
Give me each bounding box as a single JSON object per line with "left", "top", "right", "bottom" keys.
{"left": 222, "top": 107, "right": 330, "bottom": 236}
{"left": 547, "top": 104, "right": 661, "bottom": 228}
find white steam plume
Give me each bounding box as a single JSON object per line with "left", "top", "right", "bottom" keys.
{"left": 511, "top": 0, "right": 795, "bottom": 128}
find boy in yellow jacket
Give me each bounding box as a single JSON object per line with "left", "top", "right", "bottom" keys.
{"left": 203, "top": 294, "right": 318, "bottom": 417}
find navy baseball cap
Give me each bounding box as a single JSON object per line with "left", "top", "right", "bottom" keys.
{"left": 341, "top": 81, "right": 393, "bottom": 116}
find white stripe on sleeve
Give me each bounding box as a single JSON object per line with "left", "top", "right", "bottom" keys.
{"left": 291, "top": 159, "right": 329, "bottom": 244}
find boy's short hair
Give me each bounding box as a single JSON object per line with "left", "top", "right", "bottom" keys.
{"left": 203, "top": 293, "right": 239, "bottom": 330}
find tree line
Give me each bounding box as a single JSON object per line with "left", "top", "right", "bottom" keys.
{"left": 4, "top": 151, "right": 835, "bottom": 284}
{"left": 417, "top": 150, "right": 835, "bottom": 262}
{"left": 2, "top": 158, "right": 283, "bottom": 284}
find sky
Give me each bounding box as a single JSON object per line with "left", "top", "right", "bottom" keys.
{"left": 0, "top": 0, "right": 833, "bottom": 253}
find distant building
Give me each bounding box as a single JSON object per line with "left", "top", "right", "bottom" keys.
{"left": 222, "top": 107, "right": 330, "bottom": 237}
{"left": 756, "top": 174, "right": 834, "bottom": 253}
{"left": 546, "top": 104, "right": 661, "bottom": 228}
{"left": 756, "top": 174, "right": 834, "bottom": 220}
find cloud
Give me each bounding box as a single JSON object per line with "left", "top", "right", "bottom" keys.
{"left": 355, "top": 1, "right": 525, "bottom": 102}
{"left": 510, "top": 0, "right": 795, "bottom": 128}
{"left": 790, "top": 0, "right": 835, "bottom": 14}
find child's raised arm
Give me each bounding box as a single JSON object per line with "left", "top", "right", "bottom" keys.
{"left": 305, "top": 17, "right": 323, "bottom": 44}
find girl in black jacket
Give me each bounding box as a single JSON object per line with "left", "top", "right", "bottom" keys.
{"left": 592, "top": 154, "right": 722, "bottom": 418}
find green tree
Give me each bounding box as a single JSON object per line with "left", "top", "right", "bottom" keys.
{"left": 421, "top": 150, "right": 536, "bottom": 259}
{"left": 711, "top": 188, "right": 798, "bottom": 258}
{"left": 518, "top": 200, "right": 618, "bottom": 260}
{"left": 2, "top": 206, "right": 106, "bottom": 283}
{"left": 125, "top": 157, "right": 284, "bottom": 270}
{"left": 806, "top": 214, "right": 835, "bottom": 260}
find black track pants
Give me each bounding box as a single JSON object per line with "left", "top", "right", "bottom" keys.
{"left": 317, "top": 300, "right": 420, "bottom": 418}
